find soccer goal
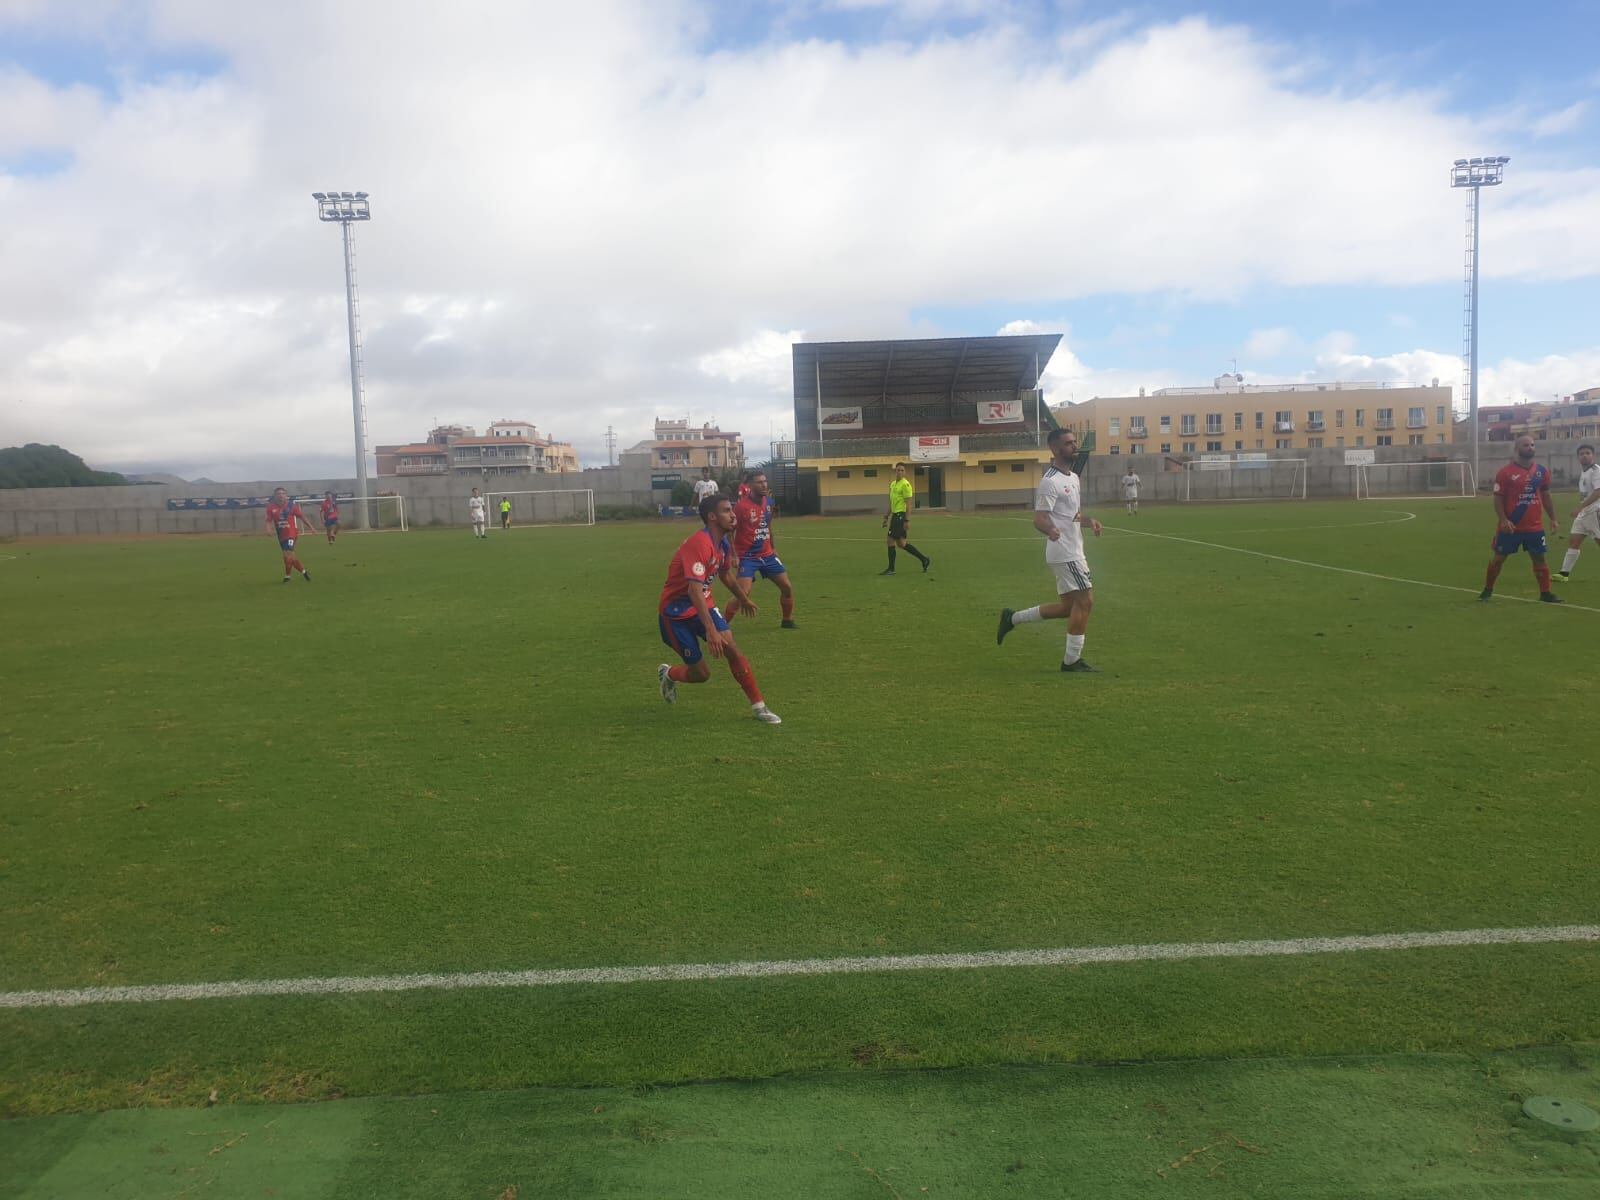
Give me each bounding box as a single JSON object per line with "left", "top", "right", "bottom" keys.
{"left": 1181, "top": 458, "right": 1308, "bottom": 502}
{"left": 1354, "top": 461, "right": 1476, "bottom": 500}
{"left": 303, "top": 494, "right": 407, "bottom": 532}
{"left": 485, "top": 489, "right": 596, "bottom": 531}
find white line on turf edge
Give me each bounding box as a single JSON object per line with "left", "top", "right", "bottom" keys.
{"left": 2, "top": 924, "right": 1594, "bottom": 1010}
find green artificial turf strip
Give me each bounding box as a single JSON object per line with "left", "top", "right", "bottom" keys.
{"left": 4, "top": 1045, "right": 1597, "bottom": 1198}
{"left": 1, "top": 502, "right": 1596, "bottom": 1114}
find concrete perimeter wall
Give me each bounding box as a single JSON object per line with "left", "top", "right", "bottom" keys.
{"left": 0, "top": 464, "right": 657, "bottom": 539}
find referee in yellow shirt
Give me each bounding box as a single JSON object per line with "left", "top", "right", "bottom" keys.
{"left": 880, "top": 462, "right": 931, "bottom": 575}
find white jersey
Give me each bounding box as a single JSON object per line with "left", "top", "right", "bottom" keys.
{"left": 693, "top": 479, "right": 719, "bottom": 503}
{"left": 1121, "top": 472, "right": 1141, "bottom": 496}
{"left": 1036, "top": 465, "right": 1086, "bottom": 564}
{"left": 468, "top": 496, "right": 486, "bottom": 521}
{"left": 1579, "top": 464, "right": 1600, "bottom": 503}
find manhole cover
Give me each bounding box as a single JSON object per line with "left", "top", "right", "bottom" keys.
{"left": 1522, "top": 1096, "right": 1600, "bottom": 1133}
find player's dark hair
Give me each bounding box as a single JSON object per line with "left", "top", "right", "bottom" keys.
{"left": 698, "top": 494, "right": 727, "bottom": 522}
{"left": 1580, "top": 444, "right": 1595, "bottom": 454}
{"left": 1047, "top": 428, "right": 1076, "bottom": 448}
{"left": 893, "top": 461, "right": 905, "bottom": 470}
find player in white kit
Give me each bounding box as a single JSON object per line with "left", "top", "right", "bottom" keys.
{"left": 1557, "top": 444, "right": 1600, "bottom": 581}
{"left": 994, "top": 428, "right": 1104, "bottom": 673}
{"left": 1121, "top": 469, "right": 1141, "bottom": 515}
{"left": 468, "top": 487, "right": 487, "bottom": 538}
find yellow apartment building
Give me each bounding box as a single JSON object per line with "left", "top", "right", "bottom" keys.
{"left": 1057, "top": 381, "right": 1456, "bottom": 458}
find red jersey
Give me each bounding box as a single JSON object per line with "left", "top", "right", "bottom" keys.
{"left": 732, "top": 495, "right": 775, "bottom": 559}
{"left": 658, "top": 528, "right": 731, "bottom": 619}
{"left": 1493, "top": 462, "right": 1551, "bottom": 532}
{"left": 266, "top": 501, "right": 305, "bottom": 540}
{"left": 320, "top": 498, "right": 339, "bottom": 524}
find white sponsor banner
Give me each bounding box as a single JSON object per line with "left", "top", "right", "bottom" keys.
{"left": 1237, "top": 452, "right": 1270, "bottom": 471}
{"left": 818, "top": 406, "right": 864, "bottom": 431}
{"left": 978, "top": 399, "right": 1024, "bottom": 424}
{"left": 910, "top": 435, "right": 961, "bottom": 462}
{"left": 1198, "top": 454, "right": 1232, "bottom": 472}
{"left": 1344, "top": 449, "right": 1376, "bottom": 466}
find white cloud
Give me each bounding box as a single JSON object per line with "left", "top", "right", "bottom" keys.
{"left": 1243, "top": 327, "right": 1300, "bottom": 359}
{"left": 1530, "top": 100, "right": 1588, "bottom": 139}
{"left": 0, "top": 4, "right": 1596, "bottom": 476}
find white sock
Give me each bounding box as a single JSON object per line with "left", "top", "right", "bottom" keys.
{"left": 1064, "top": 634, "right": 1085, "bottom": 664}
{"left": 1013, "top": 606, "right": 1044, "bottom": 624}
{"left": 1561, "top": 549, "right": 1580, "bottom": 574}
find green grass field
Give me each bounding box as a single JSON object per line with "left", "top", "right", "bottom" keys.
{"left": 2, "top": 499, "right": 1598, "bottom": 1190}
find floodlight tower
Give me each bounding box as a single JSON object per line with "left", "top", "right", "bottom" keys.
{"left": 1450, "top": 156, "right": 1509, "bottom": 488}
{"left": 312, "top": 190, "right": 373, "bottom": 528}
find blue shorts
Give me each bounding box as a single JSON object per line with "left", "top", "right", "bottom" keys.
{"left": 738, "top": 553, "right": 787, "bottom": 580}
{"left": 659, "top": 606, "right": 730, "bottom": 666}
{"left": 278, "top": 537, "right": 296, "bottom": 552}
{"left": 324, "top": 518, "right": 339, "bottom": 529}
{"left": 1493, "top": 530, "right": 1547, "bottom": 557}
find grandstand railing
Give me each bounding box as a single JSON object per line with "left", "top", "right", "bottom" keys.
{"left": 794, "top": 432, "right": 1048, "bottom": 459}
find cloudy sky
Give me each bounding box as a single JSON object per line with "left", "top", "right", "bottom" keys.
{"left": 2, "top": 0, "right": 1596, "bottom": 480}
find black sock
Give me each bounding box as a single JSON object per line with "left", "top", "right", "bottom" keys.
{"left": 904, "top": 544, "right": 928, "bottom": 566}
{"left": 888, "top": 547, "right": 897, "bottom": 569}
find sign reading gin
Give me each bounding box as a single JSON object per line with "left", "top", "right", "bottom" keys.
{"left": 909, "top": 435, "right": 960, "bottom": 462}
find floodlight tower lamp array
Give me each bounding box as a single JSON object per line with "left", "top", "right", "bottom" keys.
{"left": 311, "top": 189, "right": 373, "bottom": 528}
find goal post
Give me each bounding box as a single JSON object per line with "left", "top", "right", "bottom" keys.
{"left": 1354, "top": 461, "right": 1476, "bottom": 500}
{"left": 484, "top": 489, "right": 596, "bottom": 530}
{"left": 1180, "top": 458, "right": 1307, "bottom": 502}
{"left": 312, "top": 493, "right": 407, "bottom": 532}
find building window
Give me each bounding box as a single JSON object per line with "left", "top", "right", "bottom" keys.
{"left": 1355, "top": 409, "right": 1365, "bottom": 427}
{"left": 1438, "top": 434, "right": 1447, "bottom": 443}
{"left": 864, "top": 468, "right": 879, "bottom": 477}
{"left": 1436, "top": 405, "right": 1447, "bottom": 425}
{"left": 1180, "top": 415, "right": 1196, "bottom": 435}
{"left": 1234, "top": 412, "right": 1243, "bottom": 431}
{"left": 1276, "top": 438, "right": 1293, "bottom": 449}
{"left": 1306, "top": 409, "right": 1323, "bottom": 430}
{"left": 1108, "top": 417, "right": 1121, "bottom": 436}
{"left": 1377, "top": 435, "right": 1393, "bottom": 446}
{"left": 836, "top": 470, "right": 850, "bottom": 478}
{"left": 1160, "top": 416, "right": 1172, "bottom": 433}
{"left": 1182, "top": 442, "right": 1196, "bottom": 453}
{"left": 982, "top": 464, "right": 997, "bottom": 473}
{"left": 1408, "top": 434, "right": 1424, "bottom": 445}
{"left": 1234, "top": 441, "right": 1243, "bottom": 450}
{"left": 1255, "top": 439, "right": 1264, "bottom": 449}
{"left": 1407, "top": 407, "right": 1425, "bottom": 428}
{"left": 1273, "top": 410, "right": 1294, "bottom": 433}
{"left": 1011, "top": 462, "right": 1025, "bottom": 472}
{"left": 1308, "top": 437, "right": 1324, "bottom": 449}
{"left": 1336, "top": 436, "right": 1345, "bottom": 447}
{"left": 1335, "top": 410, "right": 1344, "bottom": 428}
{"left": 1206, "top": 441, "right": 1222, "bottom": 452}
{"left": 1206, "top": 413, "right": 1223, "bottom": 435}
{"left": 1109, "top": 445, "right": 1120, "bottom": 454}
{"left": 1355, "top": 436, "right": 1365, "bottom": 446}
{"left": 1255, "top": 412, "right": 1264, "bottom": 430}
{"left": 1160, "top": 443, "right": 1171, "bottom": 454}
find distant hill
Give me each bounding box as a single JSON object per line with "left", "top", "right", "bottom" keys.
{"left": 0, "top": 444, "right": 131, "bottom": 489}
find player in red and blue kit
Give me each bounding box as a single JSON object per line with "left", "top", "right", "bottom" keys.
{"left": 1481, "top": 434, "right": 1561, "bottom": 603}
{"left": 657, "top": 494, "right": 782, "bottom": 724}
{"left": 727, "top": 471, "right": 797, "bottom": 629}
{"left": 265, "top": 487, "right": 314, "bottom": 583}
{"left": 319, "top": 492, "right": 340, "bottom": 544}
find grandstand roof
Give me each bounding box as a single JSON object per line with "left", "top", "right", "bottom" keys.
{"left": 792, "top": 333, "right": 1062, "bottom": 440}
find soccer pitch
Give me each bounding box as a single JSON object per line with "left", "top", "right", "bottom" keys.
{"left": 2, "top": 500, "right": 1597, "bottom": 1121}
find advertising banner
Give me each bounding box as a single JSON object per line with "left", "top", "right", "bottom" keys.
{"left": 909, "top": 435, "right": 961, "bottom": 462}
{"left": 977, "top": 399, "right": 1024, "bottom": 424}
{"left": 818, "top": 406, "right": 864, "bottom": 431}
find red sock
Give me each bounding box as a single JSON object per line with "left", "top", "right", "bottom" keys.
{"left": 727, "top": 651, "right": 763, "bottom": 704}
{"left": 668, "top": 665, "right": 693, "bottom": 683}
{"left": 780, "top": 595, "right": 795, "bottom": 621}
{"left": 1534, "top": 563, "right": 1551, "bottom": 592}
{"left": 290, "top": 556, "right": 305, "bottom": 573}
{"left": 1484, "top": 560, "right": 1504, "bottom": 589}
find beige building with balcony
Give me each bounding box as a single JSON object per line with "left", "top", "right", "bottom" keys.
{"left": 629, "top": 420, "right": 745, "bottom": 472}
{"left": 376, "top": 419, "right": 580, "bottom": 479}
{"left": 1056, "top": 380, "right": 1456, "bottom": 458}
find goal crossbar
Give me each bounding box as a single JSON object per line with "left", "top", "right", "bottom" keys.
{"left": 311, "top": 494, "right": 407, "bottom": 532}
{"left": 1181, "top": 458, "right": 1308, "bottom": 502}
{"left": 1354, "top": 461, "right": 1476, "bottom": 500}
{"left": 484, "top": 489, "right": 596, "bottom": 530}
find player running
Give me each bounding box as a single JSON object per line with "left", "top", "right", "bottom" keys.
{"left": 1480, "top": 434, "right": 1562, "bottom": 603}
{"left": 995, "top": 429, "right": 1104, "bottom": 671}
{"left": 468, "top": 487, "right": 487, "bottom": 538}
{"left": 265, "top": 487, "right": 315, "bottom": 583}
{"left": 319, "top": 492, "right": 340, "bottom": 543}
{"left": 1121, "top": 469, "right": 1141, "bottom": 516}
{"left": 657, "top": 495, "right": 781, "bottom": 724}
{"left": 1557, "top": 443, "right": 1600, "bottom": 581}
{"left": 727, "top": 471, "right": 796, "bottom": 629}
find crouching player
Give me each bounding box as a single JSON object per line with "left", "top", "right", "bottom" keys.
{"left": 727, "top": 470, "right": 796, "bottom": 629}
{"left": 657, "top": 495, "right": 782, "bottom": 724}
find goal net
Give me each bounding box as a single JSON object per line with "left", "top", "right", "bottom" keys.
{"left": 310, "top": 494, "right": 407, "bottom": 532}
{"left": 1354, "top": 461, "right": 1475, "bottom": 500}
{"left": 484, "top": 489, "right": 595, "bottom": 530}
{"left": 1181, "top": 458, "right": 1307, "bottom": 502}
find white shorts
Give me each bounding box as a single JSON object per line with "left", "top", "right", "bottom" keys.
{"left": 1051, "top": 558, "right": 1093, "bottom": 594}
{"left": 471, "top": 516, "right": 486, "bottom": 528}
{"left": 1123, "top": 490, "right": 1139, "bottom": 500}
{"left": 1572, "top": 509, "right": 1600, "bottom": 540}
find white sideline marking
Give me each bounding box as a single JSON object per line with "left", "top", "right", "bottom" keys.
{"left": 2, "top": 924, "right": 1595, "bottom": 1010}
{"left": 1108, "top": 524, "right": 1600, "bottom": 614}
